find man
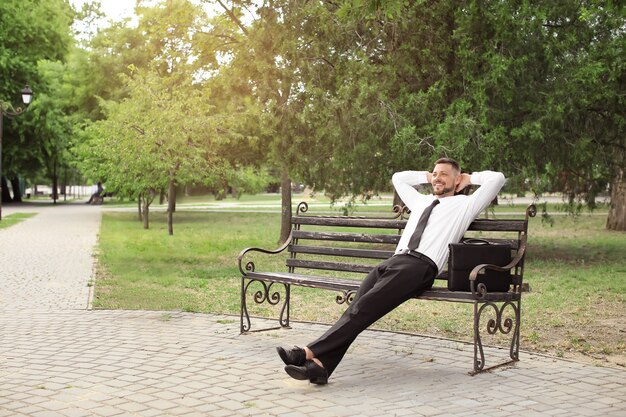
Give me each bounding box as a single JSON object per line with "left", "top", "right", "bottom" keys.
{"left": 276, "top": 158, "right": 506, "bottom": 385}
{"left": 86, "top": 182, "right": 104, "bottom": 204}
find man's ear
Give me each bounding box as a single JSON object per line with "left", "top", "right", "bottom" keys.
{"left": 453, "top": 173, "right": 465, "bottom": 193}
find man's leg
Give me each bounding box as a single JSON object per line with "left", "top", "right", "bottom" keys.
{"left": 307, "top": 255, "right": 435, "bottom": 376}
{"left": 298, "top": 260, "right": 388, "bottom": 369}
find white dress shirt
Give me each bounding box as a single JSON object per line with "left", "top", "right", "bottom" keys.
{"left": 392, "top": 170, "right": 506, "bottom": 273}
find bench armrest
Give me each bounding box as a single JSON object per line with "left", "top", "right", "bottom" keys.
{"left": 238, "top": 232, "right": 293, "bottom": 276}
{"left": 469, "top": 232, "right": 528, "bottom": 298}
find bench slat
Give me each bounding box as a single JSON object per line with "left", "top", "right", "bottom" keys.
{"left": 293, "top": 216, "right": 406, "bottom": 229}
{"left": 420, "top": 287, "right": 520, "bottom": 302}
{"left": 286, "top": 259, "right": 374, "bottom": 274}
{"left": 293, "top": 230, "right": 401, "bottom": 244}
{"left": 468, "top": 219, "right": 527, "bottom": 232}
{"left": 246, "top": 271, "right": 361, "bottom": 291}
{"left": 294, "top": 216, "right": 526, "bottom": 232}
{"left": 289, "top": 245, "right": 394, "bottom": 260}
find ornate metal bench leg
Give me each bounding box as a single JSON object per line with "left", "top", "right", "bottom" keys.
{"left": 241, "top": 276, "right": 252, "bottom": 333}
{"left": 472, "top": 301, "right": 521, "bottom": 375}
{"left": 241, "top": 278, "right": 290, "bottom": 333}
{"left": 473, "top": 302, "right": 486, "bottom": 374}
{"left": 279, "top": 284, "right": 290, "bottom": 328}
{"left": 509, "top": 301, "right": 521, "bottom": 361}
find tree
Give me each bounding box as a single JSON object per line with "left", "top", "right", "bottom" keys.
{"left": 78, "top": 65, "right": 232, "bottom": 233}
{"left": 208, "top": 0, "right": 400, "bottom": 241}
{"left": 209, "top": 1, "right": 464, "bottom": 220}
{"left": 73, "top": 0, "right": 269, "bottom": 234}
{"left": 0, "top": 0, "right": 74, "bottom": 203}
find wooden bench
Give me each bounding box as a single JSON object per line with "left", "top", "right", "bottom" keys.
{"left": 238, "top": 202, "right": 536, "bottom": 374}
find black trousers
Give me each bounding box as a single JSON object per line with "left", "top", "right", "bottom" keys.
{"left": 307, "top": 254, "right": 437, "bottom": 376}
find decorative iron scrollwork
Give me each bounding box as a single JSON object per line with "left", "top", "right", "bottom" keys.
{"left": 473, "top": 282, "right": 489, "bottom": 300}
{"left": 250, "top": 281, "right": 281, "bottom": 305}
{"left": 392, "top": 204, "right": 411, "bottom": 220}
{"left": 241, "top": 278, "right": 290, "bottom": 333}
{"left": 297, "top": 201, "right": 309, "bottom": 214}
{"left": 336, "top": 290, "right": 356, "bottom": 305}
{"left": 473, "top": 301, "right": 520, "bottom": 372}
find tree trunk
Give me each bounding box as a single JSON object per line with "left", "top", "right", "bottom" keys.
{"left": 10, "top": 177, "right": 22, "bottom": 203}
{"left": 168, "top": 181, "right": 177, "bottom": 213}
{"left": 52, "top": 160, "right": 58, "bottom": 204}
{"left": 606, "top": 165, "right": 625, "bottom": 231}
{"left": 279, "top": 167, "right": 292, "bottom": 244}
{"left": 63, "top": 167, "right": 67, "bottom": 201}
{"left": 142, "top": 196, "right": 150, "bottom": 229}
{"left": 1, "top": 176, "right": 11, "bottom": 204}
{"left": 52, "top": 175, "right": 58, "bottom": 204}
{"left": 167, "top": 180, "right": 176, "bottom": 236}
{"left": 137, "top": 195, "right": 143, "bottom": 222}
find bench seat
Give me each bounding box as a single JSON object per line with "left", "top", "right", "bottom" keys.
{"left": 247, "top": 270, "right": 522, "bottom": 303}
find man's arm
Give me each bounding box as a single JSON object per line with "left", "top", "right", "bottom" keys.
{"left": 392, "top": 171, "right": 432, "bottom": 211}
{"left": 465, "top": 171, "right": 506, "bottom": 215}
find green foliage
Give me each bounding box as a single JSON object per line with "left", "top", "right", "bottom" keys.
{"left": 212, "top": 1, "right": 622, "bottom": 219}
{"left": 72, "top": 0, "right": 270, "bottom": 209}
{"left": 0, "top": 0, "right": 74, "bottom": 193}
{"left": 78, "top": 67, "right": 217, "bottom": 198}
{"left": 0, "top": 0, "right": 73, "bottom": 97}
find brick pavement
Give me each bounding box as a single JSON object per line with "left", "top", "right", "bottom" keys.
{"left": 0, "top": 203, "right": 100, "bottom": 310}
{"left": 1, "top": 203, "right": 625, "bottom": 416}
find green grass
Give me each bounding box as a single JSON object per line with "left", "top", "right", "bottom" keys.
{"left": 0, "top": 212, "right": 37, "bottom": 229}
{"left": 94, "top": 202, "right": 625, "bottom": 367}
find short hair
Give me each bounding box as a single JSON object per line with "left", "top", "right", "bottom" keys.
{"left": 434, "top": 157, "right": 460, "bottom": 173}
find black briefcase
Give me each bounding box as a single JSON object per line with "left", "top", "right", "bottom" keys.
{"left": 447, "top": 239, "right": 512, "bottom": 292}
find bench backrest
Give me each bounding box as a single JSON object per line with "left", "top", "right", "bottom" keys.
{"left": 288, "top": 202, "right": 535, "bottom": 288}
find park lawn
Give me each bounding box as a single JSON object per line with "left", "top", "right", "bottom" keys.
{"left": 94, "top": 205, "right": 625, "bottom": 368}
{"left": 103, "top": 191, "right": 607, "bottom": 215}
{"left": 0, "top": 212, "right": 37, "bottom": 229}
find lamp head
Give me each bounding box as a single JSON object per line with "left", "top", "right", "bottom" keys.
{"left": 21, "top": 85, "right": 33, "bottom": 105}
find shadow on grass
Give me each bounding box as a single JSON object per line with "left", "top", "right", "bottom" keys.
{"left": 527, "top": 240, "right": 624, "bottom": 264}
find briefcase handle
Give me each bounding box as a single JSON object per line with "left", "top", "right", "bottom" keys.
{"left": 461, "top": 238, "right": 491, "bottom": 245}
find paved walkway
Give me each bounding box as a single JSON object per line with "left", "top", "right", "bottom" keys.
{"left": 1, "top": 202, "right": 625, "bottom": 417}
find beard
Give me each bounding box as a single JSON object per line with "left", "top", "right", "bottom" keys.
{"left": 433, "top": 183, "right": 454, "bottom": 196}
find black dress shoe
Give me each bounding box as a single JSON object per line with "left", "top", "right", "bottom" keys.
{"left": 284, "top": 360, "right": 328, "bottom": 385}
{"left": 276, "top": 346, "right": 306, "bottom": 366}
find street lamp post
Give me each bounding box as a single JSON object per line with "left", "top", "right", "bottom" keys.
{"left": 0, "top": 85, "right": 33, "bottom": 220}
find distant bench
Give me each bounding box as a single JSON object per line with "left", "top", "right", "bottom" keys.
{"left": 90, "top": 195, "right": 104, "bottom": 205}
{"left": 238, "top": 202, "right": 536, "bottom": 374}
{"left": 90, "top": 192, "right": 114, "bottom": 205}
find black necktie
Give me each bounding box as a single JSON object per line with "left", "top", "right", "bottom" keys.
{"left": 407, "top": 199, "right": 440, "bottom": 251}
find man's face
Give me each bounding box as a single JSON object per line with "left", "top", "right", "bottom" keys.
{"left": 431, "top": 163, "right": 460, "bottom": 197}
